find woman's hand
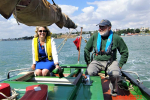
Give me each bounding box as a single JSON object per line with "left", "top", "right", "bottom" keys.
{"left": 55, "top": 64, "right": 62, "bottom": 73}
{"left": 31, "top": 64, "right": 36, "bottom": 70}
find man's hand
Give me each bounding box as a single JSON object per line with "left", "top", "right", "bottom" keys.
{"left": 87, "top": 64, "right": 89, "bottom": 67}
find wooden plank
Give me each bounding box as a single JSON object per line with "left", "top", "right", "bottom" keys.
{"left": 34, "top": 82, "right": 73, "bottom": 84}
{"left": 72, "top": 72, "right": 82, "bottom": 85}
{"left": 13, "top": 71, "right": 34, "bottom": 81}
{"left": 18, "top": 72, "right": 32, "bottom": 75}
{"left": 30, "top": 77, "right": 75, "bottom": 83}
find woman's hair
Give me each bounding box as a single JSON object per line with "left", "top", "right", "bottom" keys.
{"left": 34, "top": 26, "right": 52, "bottom": 38}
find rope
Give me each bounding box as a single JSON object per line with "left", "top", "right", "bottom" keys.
{"left": 75, "top": 29, "right": 87, "bottom": 43}
{"left": 14, "top": 7, "right": 20, "bottom": 25}
{"left": 117, "top": 76, "right": 134, "bottom": 91}
{"left": 57, "top": 28, "right": 87, "bottom": 53}
{"left": 0, "top": 88, "right": 19, "bottom": 100}
{"left": 0, "top": 92, "right": 8, "bottom": 99}
{"left": 14, "top": 0, "right": 23, "bottom": 25}
{"left": 81, "top": 36, "right": 87, "bottom": 43}
{"left": 57, "top": 29, "right": 74, "bottom": 53}
{"left": 52, "top": 0, "right": 56, "bottom": 5}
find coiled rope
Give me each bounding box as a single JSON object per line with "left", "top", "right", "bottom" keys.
{"left": 0, "top": 88, "right": 18, "bottom": 100}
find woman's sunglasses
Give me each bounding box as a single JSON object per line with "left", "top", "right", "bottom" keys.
{"left": 38, "top": 30, "right": 47, "bottom": 32}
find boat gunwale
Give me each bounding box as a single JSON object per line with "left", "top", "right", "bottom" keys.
{"left": 122, "top": 71, "right": 150, "bottom": 98}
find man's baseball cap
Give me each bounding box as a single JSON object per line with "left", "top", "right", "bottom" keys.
{"left": 96, "top": 19, "right": 111, "bottom": 26}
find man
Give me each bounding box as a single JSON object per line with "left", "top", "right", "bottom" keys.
{"left": 84, "top": 19, "right": 128, "bottom": 96}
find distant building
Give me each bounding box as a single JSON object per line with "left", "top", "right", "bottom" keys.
{"left": 113, "top": 29, "right": 120, "bottom": 32}
{"left": 121, "top": 33, "right": 125, "bottom": 36}
{"left": 145, "top": 27, "right": 150, "bottom": 31}
{"left": 140, "top": 27, "right": 150, "bottom": 32}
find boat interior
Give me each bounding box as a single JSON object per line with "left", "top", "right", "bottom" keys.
{"left": 1, "top": 64, "right": 150, "bottom": 100}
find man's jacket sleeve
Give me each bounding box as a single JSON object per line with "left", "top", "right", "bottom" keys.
{"left": 117, "top": 37, "right": 129, "bottom": 67}
{"left": 84, "top": 36, "right": 94, "bottom": 65}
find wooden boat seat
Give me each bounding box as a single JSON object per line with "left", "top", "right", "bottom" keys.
{"left": 13, "top": 71, "right": 34, "bottom": 81}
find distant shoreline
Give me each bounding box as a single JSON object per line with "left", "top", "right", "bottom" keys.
{"left": 121, "top": 35, "right": 150, "bottom": 37}
{"left": 1, "top": 34, "right": 150, "bottom": 41}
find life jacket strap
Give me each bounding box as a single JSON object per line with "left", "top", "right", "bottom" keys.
{"left": 96, "top": 50, "right": 111, "bottom": 56}
{"left": 105, "top": 51, "right": 114, "bottom": 77}
{"left": 38, "top": 56, "right": 48, "bottom": 61}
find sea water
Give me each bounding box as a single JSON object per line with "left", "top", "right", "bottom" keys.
{"left": 0, "top": 36, "right": 150, "bottom": 89}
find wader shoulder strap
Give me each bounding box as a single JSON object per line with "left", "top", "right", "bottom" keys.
{"left": 105, "top": 51, "right": 114, "bottom": 77}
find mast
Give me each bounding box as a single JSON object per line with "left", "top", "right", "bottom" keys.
{"left": 78, "top": 27, "right": 83, "bottom": 63}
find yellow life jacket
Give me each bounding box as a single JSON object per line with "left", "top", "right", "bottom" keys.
{"left": 33, "top": 36, "right": 52, "bottom": 61}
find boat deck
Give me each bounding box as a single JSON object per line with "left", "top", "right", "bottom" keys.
{"left": 101, "top": 76, "right": 143, "bottom": 100}
{"left": 2, "top": 72, "right": 104, "bottom": 100}
{"left": 1, "top": 63, "right": 149, "bottom": 100}
{"left": 2, "top": 73, "right": 144, "bottom": 100}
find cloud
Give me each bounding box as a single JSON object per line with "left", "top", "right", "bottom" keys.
{"left": 0, "top": 0, "right": 150, "bottom": 38}
{"left": 75, "top": 0, "right": 150, "bottom": 31}
{"left": 0, "top": 16, "right": 35, "bottom": 39}
{"left": 0, "top": 4, "right": 79, "bottom": 39}
{"left": 59, "top": 5, "right": 78, "bottom": 16}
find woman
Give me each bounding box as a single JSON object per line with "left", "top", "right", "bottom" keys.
{"left": 31, "top": 26, "right": 60, "bottom": 76}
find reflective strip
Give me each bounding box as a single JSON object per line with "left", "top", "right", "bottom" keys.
{"left": 33, "top": 37, "right": 39, "bottom": 61}
{"left": 46, "top": 36, "right": 52, "bottom": 60}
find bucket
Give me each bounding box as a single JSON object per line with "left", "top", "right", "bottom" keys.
{"left": 0, "top": 83, "right": 11, "bottom": 99}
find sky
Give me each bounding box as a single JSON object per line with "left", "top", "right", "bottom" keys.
{"left": 0, "top": 0, "right": 150, "bottom": 39}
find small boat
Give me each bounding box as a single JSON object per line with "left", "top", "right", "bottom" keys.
{"left": 1, "top": 1, "right": 150, "bottom": 99}
{"left": 0, "top": 63, "right": 150, "bottom": 100}
{"left": 1, "top": 28, "right": 150, "bottom": 100}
